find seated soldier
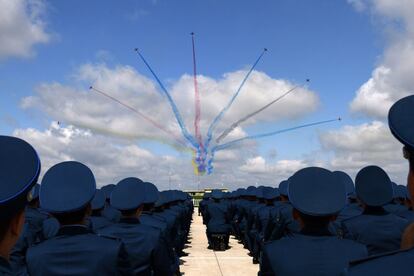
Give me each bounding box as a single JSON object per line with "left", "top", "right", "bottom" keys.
{"left": 340, "top": 165, "right": 409, "bottom": 255}
{"left": 0, "top": 136, "right": 40, "bottom": 275}
{"left": 87, "top": 189, "right": 112, "bottom": 232}
{"left": 260, "top": 167, "right": 367, "bottom": 276}
{"left": 98, "top": 177, "right": 173, "bottom": 276}
{"left": 26, "top": 161, "right": 133, "bottom": 275}
{"left": 267, "top": 180, "right": 301, "bottom": 241}
{"left": 101, "top": 184, "right": 121, "bottom": 222}
{"left": 205, "top": 190, "right": 231, "bottom": 250}
{"left": 139, "top": 182, "right": 179, "bottom": 274}
{"left": 347, "top": 95, "right": 414, "bottom": 274}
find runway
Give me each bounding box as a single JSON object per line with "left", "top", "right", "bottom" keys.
{"left": 180, "top": 208, "right": 259, "bottom": 276}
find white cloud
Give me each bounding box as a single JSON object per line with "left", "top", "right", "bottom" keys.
{"left": 349, "top": 0, "right": 414, "bottom": 119}
{"left": 239, "top": 156, "right": 307, "bottom": 182}
{"left": 0, "top": 0, "right": 51, "bottom": 59}
{"left": 14, "top": 122, "right": 307, "bottom": 190}
{"left": 319, "top": 121, "right": 407, "bottom": 183}
{"left": 21, "top": 63, "right": 319, "bottom": 149}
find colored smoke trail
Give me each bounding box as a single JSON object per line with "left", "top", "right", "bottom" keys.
{"left": 190, "top": 33, "right": 207, "bottom": 175}
{"left": 135, "top": 49, "right": 199, "bottom": 149}
{"left": 89, "top": 86, "right": 188, "bottom": 148}
{"left": 214, "top": 118, "right": 341, "bottom": 151}
{"left": 215, "top": 81, "right": 306, "bottom": 143}
{"left": 206, "top": 117, "right": 341, "bottom": 173}
{"left": 191, "top": 33, "right": 203, "bottom": 150}
{"left": 204, "top": 48, "right": 268, "bottom": 151}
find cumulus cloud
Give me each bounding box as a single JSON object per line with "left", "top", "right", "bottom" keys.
{"left": 14, "top": 122, "right": 305, "bottom": 190}
{"left": 0, "top": 0, "right": 51, "bottom": 59}
{"left": 21, "top": 63, "right": 319, "bottom": 147}
{"left": 349, "top": 0, "right": 414, "bottom": 118}
{"left": 319, "top": 121, "right": 407, "bottom": 183}
{"left": 240, "top": 156, "right": 307, "bottom": 175}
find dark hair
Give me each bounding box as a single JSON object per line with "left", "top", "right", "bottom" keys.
{"left": 0, "top": 196, "right": 27, "bottom": 243}
{"left": 52, "top": 205, "right": 89, "bottom": 225}
{"left": 406, "top": 147, "right": 414, "bottom": 173}
{"left": 120, "top": 208, "right": 137, "bottom": 216}
{"left": 297, "top": 211, "right": 332, "bottom": 228}
{"left": 142, "top": 203, "right": 154, "bottom": 212}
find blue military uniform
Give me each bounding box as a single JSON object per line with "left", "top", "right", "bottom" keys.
{"left": 340, "top": 166, "right": 409, "bottom": 255}
{"left": 205, "top": 190, "right": 231, "bottom": 234}
{"left": 88, "top": 189, "right": 112, "bottom": 232}
{"left": 251, "top": 187, "right": 280, "bottom": 262}
{"left": 266, "top": 180, "right": 300, "bottom": 241}
{"left": 260, "top": 167, "right": 368, "bottom": 276}
{"left": 10, "top": 184, "right": 53, "bottom": 274}
{"left": 26, "top": 161, "right": 133, "bottom": 275}
{"left": 139, "top": 182, "right": 179, "bottom": 273}
{"left": 346, "top": 94, "right": 414, "bottom": 274}
{"left": 98, "top": 177, "right": 173, "bottom": 276}
{"left": 333, "top": 171, "right": 362, "bottom": 222}
{"left": 346, "top": 248, "right": 414, "bottom": 275}
{"left": 0, "top": 136, "right": 40, "bottom": 276}
{"left": 101, "top": 184, "right": 121, "bottom": 223}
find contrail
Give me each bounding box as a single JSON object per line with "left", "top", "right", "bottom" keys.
{"left": 191, "top": 32, "right": 203, "bottom": 150}
{"left": 215, "top": 80, "right": 308, "bottom": 143}
{"left": 89, "top": 86, "right": 188, "bottom": 148}
{"left": 213, "top": 117, "right": 341, "bottom": 152}
{"left": 135, "top": 49, "right": 199, "bottom": 149}
{"left": 204, "top": 48, "right": 268, "bottom": 150}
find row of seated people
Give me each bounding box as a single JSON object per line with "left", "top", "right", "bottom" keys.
{"left": 0, "top": 140, "right": 193, "bottom": 276}
{"left": 200, "top": 166, "right": 414, "bottom": 275}
{"left": 197, "top": 94, "right": 414, "bottom": 275}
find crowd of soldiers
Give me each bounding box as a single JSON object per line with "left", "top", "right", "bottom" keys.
{"left": 199, "top": 95, "right": 414, "bottom": 275}
{"left": 0, "top": 140, "right": 193, "bottom": 275}
{"left": 1, "top": 95, "right": 414, "bottom": 275}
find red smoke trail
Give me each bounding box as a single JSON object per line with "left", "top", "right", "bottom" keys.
{"left": 90, "top": 86, "right": 188, "bottom": 148}
{"left": 191, "top": 33, "right": 203, "bottom": 151}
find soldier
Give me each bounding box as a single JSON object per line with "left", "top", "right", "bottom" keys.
{"left": 251, "top": 187, "right": 280, "bottom": 263}
{"left": 26, "top": 161, "right": 133, "bottom": 275}
{"left": 139, "top": 182, "right": 180, "bottom": 274}
{"left": 0, "top": 136, "right": 40, "bottom": 275}
{"left": 98, "top": 177, "right": 173, "bottom": 275}
{"left": 347, "top": 95, "right": 414, "bottom": 274}
{"left": 333, "top": 171, "right": 362, "bottom": 222}
{"left": 101, "top": 184, "right": 121, "bottom": 223}
{"left": 204, "top": 190, "right": 231, "bottom": 249}
{"left": 340, "top": 165, "right": 409, "bottom": 255}
{"left": 87, "top": 189, "right": 112, "bottom": 232}
{"left": 267, "top": 180, "right": 300, "bottom": 241}
{"left": 260, "top": 167, "right": 367, "bottom": 276}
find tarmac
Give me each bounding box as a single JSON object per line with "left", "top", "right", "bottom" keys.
{"left": 180, "top": 208, "right": 259, "bottom": 276}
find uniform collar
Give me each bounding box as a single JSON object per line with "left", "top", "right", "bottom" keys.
{"left": 119, "top": 217, "right": 141, "bottom": 224}
{"left": 57, "top": 225, "right": 92, "bottom": 236}
{"left": 300, "top": 226, "right": 332, "bottom": 237}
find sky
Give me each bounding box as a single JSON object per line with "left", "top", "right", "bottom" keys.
{"left": 1, "top": 0, "right": 413, "bottom": 190}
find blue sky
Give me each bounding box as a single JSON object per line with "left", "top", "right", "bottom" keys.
{"left": 1, "top": 0, "right": 409, "bottom": 188}
{"left": 1, "top": 0, "right": 380, "bottom": 144}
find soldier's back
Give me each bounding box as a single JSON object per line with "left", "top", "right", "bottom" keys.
{"left": 262, "top": 234, "right": 367, "bottom": 276}
{"left": 342, "top": 212, "right": 409, "bottom": 255}
{"left": 26, "top": 225, "right": 131, "bottom": 276}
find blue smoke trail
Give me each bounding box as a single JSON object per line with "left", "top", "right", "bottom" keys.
{"left": 135, "top": 49, "right": 199, "bottom": 149}
{"left": 206, "top": 118, "right": 341, "bottom": 173}
{"left": 215, "top": 83, "right": 304, "bottom": 143}
{"left": 204, "top": 49, "right": 267, "bottom": 151}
